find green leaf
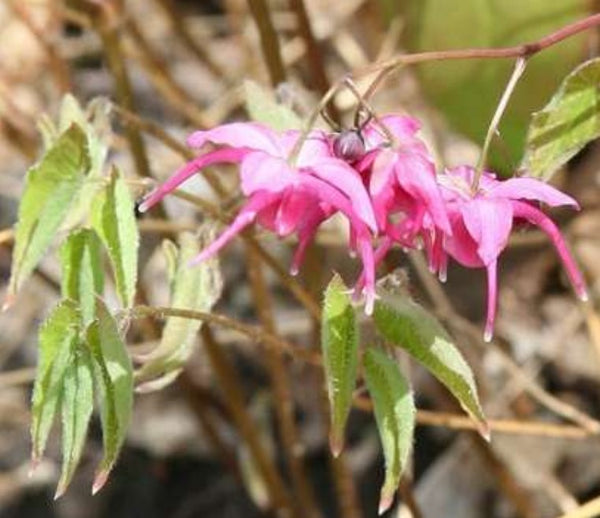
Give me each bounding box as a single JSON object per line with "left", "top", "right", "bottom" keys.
{"left": 59, "top": 95, "right": 112, "bottom": 230}
{"left": 243, "top": 80, "right": 303, "bottom": 131}
{"left": 91, "top": 167, "right": 139, "bottom": 308}
{"left": 373, "top": 292, "right": 488, "bottom": 438}
{"left": 7, "top": 125, "right": 90, "bottom": 304}
{"left": 523, "top": 57, "right": 600, "bottom": 180}
{"left": 56, "top": 348, "right": 94, "bottom": 498}
{"left": 363, "top": 348, "right": 415, "bottom": 515}
{"left": 30, "top": 300, "right": 80, "bottom": 466}
{"left": 321, "top": 274, "right": 359, "bottom": 456}
{"left": 135, "top": 229, "right": 223, "bottom": 392}
{"left": 60, "top": 229, "right": 105, "bottom": 325}
{"left": 403, "top": 0, "right": 591, "bottom": 170}
{"left": 85, "top": 298, "right": 133, "bottom": 493}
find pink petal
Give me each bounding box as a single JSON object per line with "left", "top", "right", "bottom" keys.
{"left": 289, "top": 207, "right": 330, "bottom": 275}
{"left": 274, "top": 187, "right": 315, "bottom": 236}
{"left": 394, "top": 151, "right": 452, "bottom": 235}
{"left": 354, "top": 237, "right": 392, "bottom": 295}
{"left": 369, "top": 150, "right": 396, "bottom": 230}
{"left": 187, "top": 122, "right": 282, "bottom": 155}
{"left": 304, "top": 158, "right": 378, "bottom": 232}
{"left": 484, "top": 259, "right": 498, "bottom": 342}
{"left": 240, "top": 152, "right": 297, "bottom": 195}
{"left": 489, "top": 178, "right": 579, "bottom": 208}
{"left": 443, "top": 210, "right": 482, "bottom": 268}
{"left": 279, "top": 129, "right": 333, "bottom": 166}
{"left": 363, "top": 114, "right": 421, "bottom": 148}
{"left": 138, "top": 148, "right": 245, "bottom": 212}
{"left": 461, "top": 198, "right": 513, "bottom": 266}
{"left": 190, "top": 191, "right": 279, "bottom": 265}
{"left": 512, "top": 201, "right": 587, "bottom": 300}
{"left": 355, "top": 230, "right": 376, "bottom": 315}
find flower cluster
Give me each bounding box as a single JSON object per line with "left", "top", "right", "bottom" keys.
{"left": 139, "top": 114, "right": 587, "bottom": 340}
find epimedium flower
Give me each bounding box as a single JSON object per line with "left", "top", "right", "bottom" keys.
{"left": 138, "top": 122, "right": 382, "bottom": 312}
{"left": 359, "top": 114, "right": 451, "bottom": 239}
{"left": 435, "top": 165, "right": 587, "bottom": 341}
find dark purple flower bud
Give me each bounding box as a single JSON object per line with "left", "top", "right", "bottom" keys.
{"left": 333, "top": 130, "right": 365, "bottom": 163}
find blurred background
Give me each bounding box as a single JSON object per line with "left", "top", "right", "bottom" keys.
{"left": 1, "top": 1, "right": 600, "bottom": 517}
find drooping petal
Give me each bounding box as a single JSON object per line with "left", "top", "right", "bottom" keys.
{"left": 354, "top": 237, "right": 393, "bottom": 295}
{"left": 355, "top": 230, "right": 377, "bottom": 315}
{"left": 369, "top": 150, "right": 397, "bottom": 230}
{"left": 512, "top": 201, "right": 587, "bottom": 300}
{"left": 273, "top": 187, "right": 315, "bottom": 236}
{"left": 138, "top": 148, "right": 245, "bottom": 212}
{"left": 461, "top": 198, "right": 513, "bottom": 266}
{"left": 394, "top": 151, "right": 452, "bottom": 235}
{"left": 187, "top": 122, "right": 282, "bottom": 155}
{"left": 443, "top": 209, "right": 484, "bottom": 268}
{"left": 483, "top": 259, "right": 498, "bottom": 342}
{"left": 304, "top": 158, "right": 378, "bottom": 232}
{"left": 240, "top": 152, "right": 297, "bottom": 195}
{"left": 190, "top": 191, "right": 279, "bottom": 265}
{"left": 489, "top": 178, "right": 580, "bottom": 208}
{"left": 279, "top": 129, "right": 333, "bottom": 167}
{"left": 290, "top": 206, "right": 330, "bottom": 275}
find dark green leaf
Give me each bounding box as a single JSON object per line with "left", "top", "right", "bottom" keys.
{"left": 135, "top": 229, "right": 223, "bottom": 392}
{"left": 91, "top": 168, "right": 139, "bottom": 308}
{"left": 30, "top": 300, "right": 80, "bottom": 466}
{"left": 321, "top": 274, "right": 359, "bottom": 456}
{"left": 55, "top": 348, "right": 94, "bottom": 498}
{"left": 373, "top": 292, "right": 488, "bottom": 438}
{"left": 243, "top": 80, "right": 302, "bottom": 131}
{"left": 60, "top": 229, "right": 104, "bottom": 325}
{"left": 85, "top": 298, "right": 133, "bottom": 493}
{"left": 523, "top": 57, "right": 600, "bottom": 179}
{"left": 363, "top": 348, "right": 415, "bottom": 515}
{"left": 7, "top": 125, "right": 90, "bottom": 303}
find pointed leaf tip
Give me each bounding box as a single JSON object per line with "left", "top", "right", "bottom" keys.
{"left": 378, "top": 491, "right": 394, "bottom": 515}
{"left": 91, "top": 470, "right": 109, "bottom": 495}
{"left": 321, "top": 274, "right": 359, "bottom": 458}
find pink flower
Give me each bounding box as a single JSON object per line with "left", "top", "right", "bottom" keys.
{"left": 436, "top": 165, "right": 587, "bottom": 341}
{"left": 139, "top": 122, "right": 381, "bottom": 312}
{"left": 357, "top": 115, "right": 451, "bottom": 242}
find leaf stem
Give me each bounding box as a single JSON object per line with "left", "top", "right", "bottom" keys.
{"left": 358, "top": 13, "right": 600, "bottom": 97}
{"left": 474, "top": 57, "right": 528, "bottom": 188}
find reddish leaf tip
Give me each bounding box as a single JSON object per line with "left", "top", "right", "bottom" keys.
{"left": 54, "top": 483, "right": 66, "bottom": 500}
{"left": 329, "top": 433, "right": 344, "bottom": 458}
{"left": 378, "top": 491, "right": 394, "bottom": 515}
{"left": 28, "top": 457, "right": 40, "bottom": 479}
{"left": 477, "top": 421, "right": 492, "bottom": 442}
{"left": 92, "top": 470, "right": 109, "bottom": 495}
{"left": 2, "top": 294, "right": 15, "bottom": 312}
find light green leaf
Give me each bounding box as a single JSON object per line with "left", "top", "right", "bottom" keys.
{"left": 373, "top": 292, "right": 488, "bottom": 437}
{"left": 59, "top": 95, "right": 112, "bottom": 230}
{"left": 56, "top": 348, "right": 94, "bottom": 498}
{"left": 321, "top": 274, "right": 359, "bottom": 456}
{"left": 403, "top": 0, "right": 590, "bottom": 170}
{"left": 363, "top": 348, "right": 415, "bottom": 515}
{"left": 7, "top": 125, "right": 90, "bottom": 303}
{"left": 85, "top": 298, "right": 133, "bottom": 493}
{"left": 135, "top": 229, "right": 223, "bottom": 392}
{"left": 91, "top": 167, "right": 139, "bottom": 308}
{"left": 60, "top": 229, "right": 104, "bottom": 325}
{"left": 30, "top": 300, "right": 80, "bottom": 465}
{"left": 523, "top": 57, "right": 600, "bottom": 180}
{"left": 243, "top": 80, "right": 302, "bottom": 131}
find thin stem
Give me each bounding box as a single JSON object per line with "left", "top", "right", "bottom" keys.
{"left": 247, "top": 0, "right": 287, "bottom": 85}
{"left": 153, "top": 0, "right": 229, "bottom": 80}
{"left": 288, "top": 0, "right": 340, "bottom": 121}
{"left": 358, "top": 13, "right": 600, "bottom": 98}
{"left": 558, "top": 494, "right": 600, "bottom": 518}
{"left": 8, "top": 0, "right": 71, "bottom": 93}
{"left": 245, "top": 247, "right": 321, "bottom": 518}
{"left": 124, "top": 305, "right": 320, "bottom": 365}
{"left": 201, "top": 326, "right": 294, "bottom": 514}
{"left": 74, "top": 1, "right": 152, "bottom": 183}
{"left": 474, "top": 57, "right": 528, "bottom": 186}
{"left": 408, "top": 252, "right": 600, "bottom": 434}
